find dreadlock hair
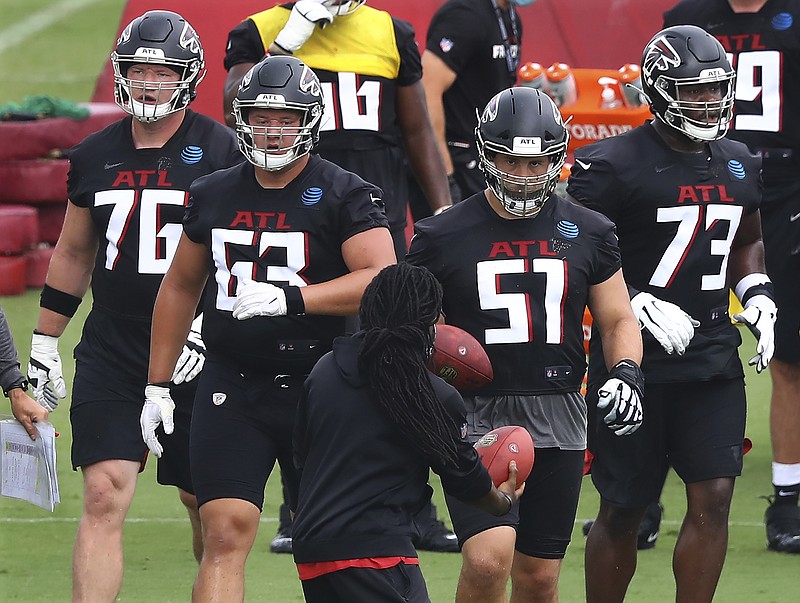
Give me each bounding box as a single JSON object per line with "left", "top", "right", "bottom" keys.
{"left": 358, "top": 262, "right": 462, "bottom": 467}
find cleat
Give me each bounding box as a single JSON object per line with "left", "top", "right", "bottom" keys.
{"left": 582, "top": 502, "right": 663, "bottom": 550}
{"left": 637, "top": 502, "right": 663, "bottom": 550}
{"left": 414, "top": 518, "right": 459, "bottom": 552}
{"left": 269, "top": 525, "right": 293, "bottom": 554}
{"left": 765, "top": 499, "right": 800, "bottom": 554}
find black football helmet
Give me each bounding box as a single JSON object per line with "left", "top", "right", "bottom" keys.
{"left": 233, "top": 56, "right": 324, "bottom": 171}
{"left": 476, "top": 87, "right": 569, "bottom": 218}
{"left": 112, "top": 10, "right": 205, "bottom": 122}
{"left": 641, "top": 25, "right": 735, "bottom": 142}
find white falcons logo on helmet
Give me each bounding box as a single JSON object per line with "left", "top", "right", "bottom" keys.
{"left": 482, "top": 95, "right": 500, "bottom": 123}
{"left": 240, "top": 65, "right": 255, "bottom": 91}
{"left": 299, "top": 65, "right": 321, "bottom": 97}
{"left": 179, "top": 23, "right": 202, "bottom": 58}
{"left": 644, "top": 35, "right": 682, "bottom": 73}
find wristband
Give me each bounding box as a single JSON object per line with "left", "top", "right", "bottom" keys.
{"left": 283, "top": 285, "right": 306, "bottom": 315}
{"left": 500, "top": 491, "right": 513, "bottom": 514}
{"left": 734, "top": 273, "right": 775, "bottom": 306}
{"left": 608, "top": 359, "right": 645, "bottom": 397}
{"left": 147, "top": 381, "right": 171, "bottom": 389}
{"left": 40, "top": 284, "right": 82, "bottom": 318}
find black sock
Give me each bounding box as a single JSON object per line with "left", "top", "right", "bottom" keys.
{"left": 773, "top": 483, "right": 800, "bottom": 506}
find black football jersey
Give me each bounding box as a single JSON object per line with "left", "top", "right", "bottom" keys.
{"left": 664, "top": 0, "right": 800, "bottom": 183}
{"left": 224, "top": 4, "right": 421, "bottom": 154}
{"left": 67, "top": 111, "right": 240, "bottom": 378}
{"left": 184, "top": 155, "right": 389, "bottom": 373}
{"left": 407, "top": 192, "right": 620, "bottom": 395}
{"left": 567, "top": 122, "right": 761, "bottom": 383}
{"left": 425, "top": 0, "right": 522, "bottom": 145}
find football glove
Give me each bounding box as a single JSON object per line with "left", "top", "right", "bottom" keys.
{"left": 732, "top": 294, "right": 777, "bottom": 374}
{"left": 630, "top": 292, "right": 700, "bottom": 355}
{"left": 171, "top": 314, "right": 205, "bottom": 385}
{"left": 232, "top": 281, "right": 288, "bottom": 320}
{"left": 27, "top": 333, "right": 67, "bottom": 411}
{"left": 273, "top": 0, "right": 334, "bottom": 54}
{"left": 141, "top": 384, "right": 175, "bottom": 458}
{"left": 597, "top": 359, "right": 644, "bottom": 436}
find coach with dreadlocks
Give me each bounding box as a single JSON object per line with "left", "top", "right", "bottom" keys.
{"left": 289, "top": 263, "right": 522, "bottom": 602}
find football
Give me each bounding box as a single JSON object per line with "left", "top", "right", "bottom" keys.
{"left": 474, "top": 426, "right": 535, "bottom": 487}
{"left": 429, "top": 324, "right": 493, "bottom": 392}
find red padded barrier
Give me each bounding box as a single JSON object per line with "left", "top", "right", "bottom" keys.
{"left": 0, "top": 255, "right": 28, "bottom": 296}
{"left": 0, "top": 205, "right": 38, "bottom": 254}
{"left": 0, "top": 103, "right": 124, "bottom": 162}
{"left": 25, "top": 245, "right": 55, "bottom": 288}
{"left": 0, "top": 159, "right": 69, "bottom": 204}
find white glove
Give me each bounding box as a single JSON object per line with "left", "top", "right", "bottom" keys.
{"left": 232, "top": 281, "right": 288, "bottom": 320}
{"left": 27, "top": 333, "right": 67, "bottom": 411}
{"left": 630, "top": 292, "right": 700, "bottom": 355}
{"left": 171, "top": 314, "right": 205, "bottom": 385}
{"left": 273, "top": 0, "right": 335, "bottom": 54}
{"left": 141, "top": 384, "right": 175, "bottom": 458}
{"left": 597, "top": 359, "right": 644, "bottom": 437}
{"left": 732, "top": 294, "right": 777, "bottom": 374}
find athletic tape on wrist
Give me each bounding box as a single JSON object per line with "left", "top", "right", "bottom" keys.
{"left": 40, "top": 284, "right": 82, "bottom": 317}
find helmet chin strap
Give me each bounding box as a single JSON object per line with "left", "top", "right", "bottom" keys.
{"left": 251, "top": 147, "right": 299, "bottom": 171}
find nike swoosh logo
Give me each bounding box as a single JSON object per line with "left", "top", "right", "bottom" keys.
{"left": 790, "top": 212, "right": 800, "bottom": 222}
{"left": 777, "top": 490, "right": 797, "bottom": 496}
{"left": 575, "top": 159, "right": 591, "bottom": 170}
{"left": 104, "top": 162, "right": 124, "bottom": 169}
{"left": 646, "top": 531, "right": 659, "bottom": 543}
{"left": 655, "top": 165, "right": 673, "bottom": 173}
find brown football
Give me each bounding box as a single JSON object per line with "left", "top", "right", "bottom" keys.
{"left": 428, "top": 324, "right": 493, "bottom": 392}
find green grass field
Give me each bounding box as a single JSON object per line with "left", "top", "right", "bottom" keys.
{"left": 1, "top": 1, "right": 797, "bottom": 601}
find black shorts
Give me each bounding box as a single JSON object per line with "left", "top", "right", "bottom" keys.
{"left": 761, "top": 193, "right": 800, "bottom": 363}
{"left": 301, "top": 563, "right": 429, "bottom": 603}
{"left": 190, "top": 360, "right": 302, "bottom": 509}
{"left": 70, "top": 359, "right": 196, "bottom": 492}
{"left": 445, "top": 448, "right": 585, "bottom": 559}
{"left": 586, "top": 378, "right": 746, "bottom": 508}
{"left": 155, "top": 381, "right": 196, "bottom": 493}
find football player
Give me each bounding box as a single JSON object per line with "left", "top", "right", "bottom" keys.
{"left": 292, "top": 262, "right": 524, "bottom": 603}
{"left": 25, "top": 10, "right": 241, "bottom": 601}
{"left": 407, "top": 86, "right": 643, "bottom": 603}
{"left": 143, "top": 55, "right": 395, "bottom": 602}
{"left": 222, "top": 0, "right": 459, "bottom": 554}
{"left": 664, "top": 0, "right": 800, "bottom": 556}
{"left": 567, "top": 25, "right": 776, "bottom": 602}
{"left": 222, "top": 0, "right": 452, "bottom": 258}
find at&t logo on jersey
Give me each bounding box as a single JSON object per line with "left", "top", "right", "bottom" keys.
{"left": 301, "top": 187, "right": 323, "bottom": 205}
{"left": 556, "top": 220, "right": 580, "bottom": 239}
{"left": 181, "top": 145, "right": 204, "bottom": 164}
{"left": 727, "top": 159, "right": 746, "bottom": 180}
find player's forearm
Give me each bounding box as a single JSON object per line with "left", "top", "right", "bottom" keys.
{"left": 149, "top": 280, "right": 202, "bottom": 383}
{"left": 405, "top": 130, "right": 452, "bottom": 213}
{"left": 600, "top": 318, "right": 643, "bottom": 369}
{"left": 35, "top": 246, "right": 94, "bottom": 337}
{"left": 427, "top": 99, "right": 454, "bottom": 175}
{"left": 300, "top": 267, "right": 386, "bottom": 316}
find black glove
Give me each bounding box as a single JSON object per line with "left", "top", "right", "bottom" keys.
{"left": 597, "top": 359, "right": 644, "bottom": 436}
